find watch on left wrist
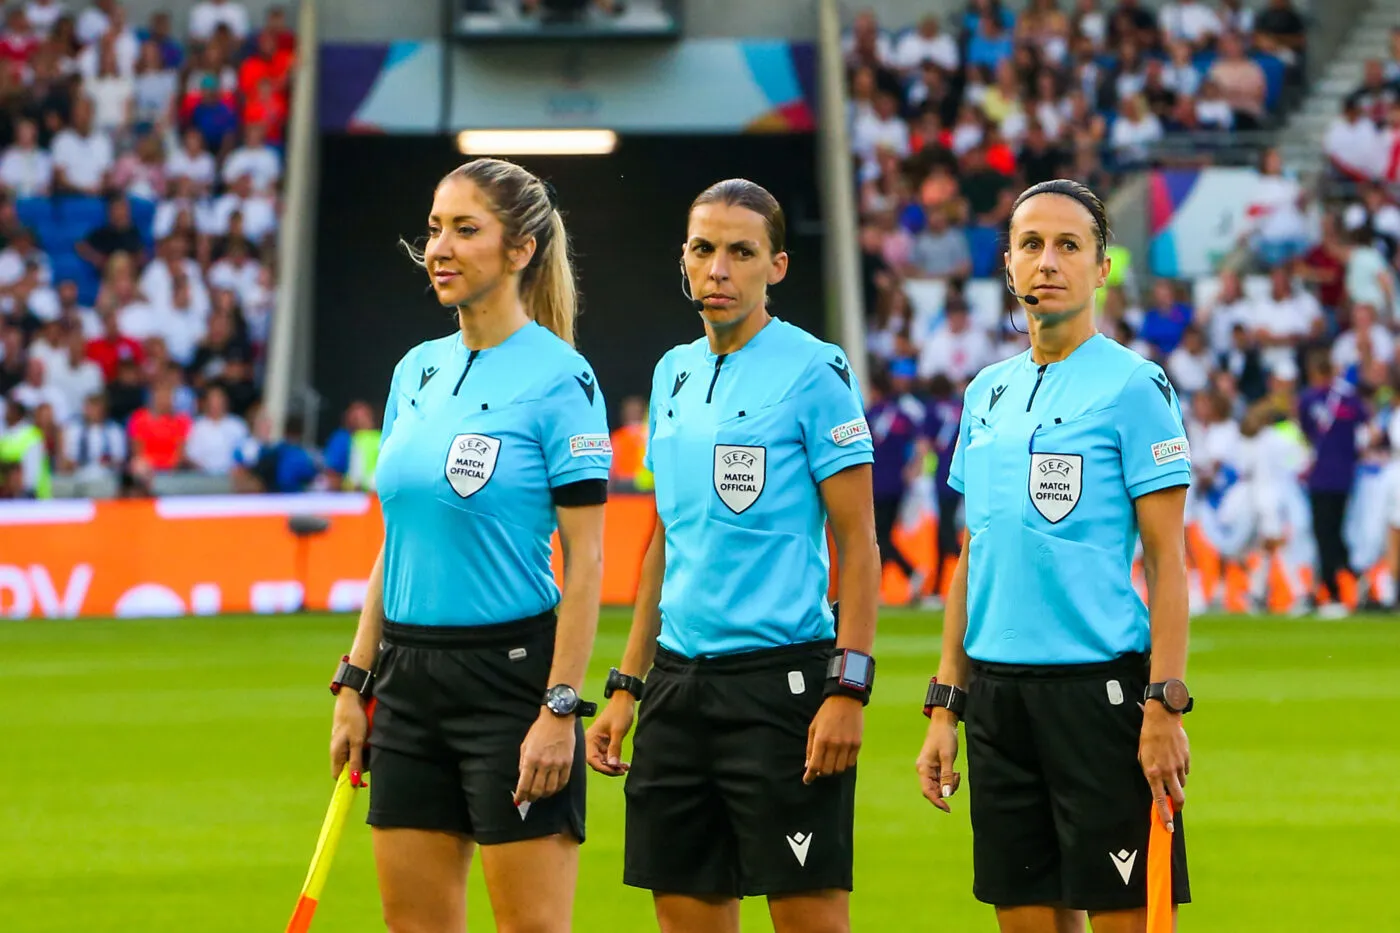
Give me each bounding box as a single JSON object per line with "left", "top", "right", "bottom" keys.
{"left": 543, "top": 684, "right": 598, "bottom": 718}
{"left": 330, "top": 655, "right": 374, "bottom": 700}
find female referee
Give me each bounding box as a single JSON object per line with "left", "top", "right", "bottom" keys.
{"left": 327, "top": 158, "right": 611, "bottom": 933}
{"left": 915, "top": 179, "right": 1193, "bottom": 933}
{"left": 585, "top": 179, "right": 882, "bottom": 933}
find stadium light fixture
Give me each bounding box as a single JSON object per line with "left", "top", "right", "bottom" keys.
{"left": 456, "top": 129, "right": 618, "bottom": 156}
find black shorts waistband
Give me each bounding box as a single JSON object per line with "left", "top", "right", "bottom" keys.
{"left": 382, "top": 611, "right": 556, "bottom": 649}
{"left": 969, "top": 651, "right": 1149, "bottom": 681}
{"left": 654, "top": 639, "right": 835, "bottom": 675}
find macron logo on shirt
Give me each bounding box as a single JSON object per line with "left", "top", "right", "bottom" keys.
{"left": 830, "top": 418, "right": 870, "bottom": 447}
{"left": 569, "top": 433, "right": 612, "bottom": 458}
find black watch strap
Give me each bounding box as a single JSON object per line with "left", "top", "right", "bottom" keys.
{"left": 1144, "top": 680, "right": 1194, "bottom": 714}
{"left": 330, "top": 655, "right": 374, "bottom": 699}
{"left": 923, "top": 679, "right": 967, "bottom": 720}
{"left": 604, "top": 667, "right": 646, "bottom": 701}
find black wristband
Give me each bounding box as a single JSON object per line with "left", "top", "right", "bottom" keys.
{"left": 923, "top": 679, "right": 967, "bottom": 720}
{"left": 604, "top": 667, "right": 645, "bottom": 701}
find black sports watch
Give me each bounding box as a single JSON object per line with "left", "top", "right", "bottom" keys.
{"left": 824, "top": 649, "right": 876, "bottom": 705}
{"left": 329, "top": 655, "right": 374, "bottom": 700}
{"left": 1144, "top": 679, "right": 1194, "bottom": 714}
{"left": 923, "top": 678, "right": 968, "bottom": 720}
{"left": 604, "top": 668, "right": 645, "bottom": 701}
{"left": 543, "top": 684, "right": 598, "bottom": 718}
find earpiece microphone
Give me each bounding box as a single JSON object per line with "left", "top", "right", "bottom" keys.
{"left": 691, "top": 298, "right": 705, "bottom": 313}
{"left": 1006, "top": 276, "right": 1040, "bottom": 306}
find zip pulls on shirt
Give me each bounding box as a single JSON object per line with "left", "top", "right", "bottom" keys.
{"left": 1025, "top": 363, "right": 1048, "bottom": 412}
{"left": 452, "top": 349, "right": 481, "bottom": 396}
{"left": 704, "top": 354, "right": 728, "bottom": 404}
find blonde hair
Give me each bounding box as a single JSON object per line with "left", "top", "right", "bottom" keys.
{"left": 404, "top": 157, "right": 578, "bottom": 346}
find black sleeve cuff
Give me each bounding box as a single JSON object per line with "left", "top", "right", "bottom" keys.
{"left": 551, "top": 478, "right": 608, "bottom": 507}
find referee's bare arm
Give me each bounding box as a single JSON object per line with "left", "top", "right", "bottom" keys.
{"left": 803, "top": 462, "right": 881, "bottom": 785}
{"left": 330, "top": 543, "right": 385, "bottom": 782}
{"left": 585, "top": 506, "right": 665, "bottom": 777}
{"left": 1136, "top": 486, "right": 1191, "bottom": 830}
{"left": 917, "top": 545, "right": 969, "bottom": 812}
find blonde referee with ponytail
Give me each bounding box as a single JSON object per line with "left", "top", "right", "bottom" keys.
{"left": 327, "top": 158, "right": 612, "bottom": 932}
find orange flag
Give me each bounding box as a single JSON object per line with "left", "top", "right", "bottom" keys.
{"left": 1146, "top": 800, "right": 1174, "bottom": 933}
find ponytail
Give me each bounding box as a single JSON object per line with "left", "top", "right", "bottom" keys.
{"left": 522, "top": 208, "right": 577, "bottom": 347}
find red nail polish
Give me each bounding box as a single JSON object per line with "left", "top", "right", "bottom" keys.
{"left": 351, "top": 770, "right": 361, "bottom": 786}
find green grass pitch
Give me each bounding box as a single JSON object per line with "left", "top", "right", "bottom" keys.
{"left": 3, "top": 610, "right": 1397, "bottom": 931}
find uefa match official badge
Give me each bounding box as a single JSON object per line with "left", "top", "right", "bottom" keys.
{"left": 1028, "top": 453, "right": 1082, "bottom": 523}
{"left": 444, "top": 433, "right": 501, "bottom": 498}
{"left": 713, "top": 444, "right": 766, "bottom": 513}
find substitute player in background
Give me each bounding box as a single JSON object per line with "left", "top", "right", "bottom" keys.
{"left": 916, "top": 180, "right": 1193, "bottom": 933}
{"left": 586, "top": 179, "right": 881, "bottom": 933}
{"left": 327, "top": 158, "right": 610, "bottom": 933}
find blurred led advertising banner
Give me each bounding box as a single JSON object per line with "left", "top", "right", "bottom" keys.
{"left": 1147, "top": 167, "right": 1306, "bottom": 280}
{"left": 0, "top": 494, "right": 655, "bottom": 620}
{"left": 319, "top": 39, "right": 817, "bottom": 135}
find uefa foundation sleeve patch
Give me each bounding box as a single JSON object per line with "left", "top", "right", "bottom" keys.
{"left": 569, "top": 433, "right": 613, "bottom": 457}
{"left": 830, "top": 417, "right": 871, "bottom": 447}
{"left": 1150, "top": 436, "right": 1189, "bottom": 466}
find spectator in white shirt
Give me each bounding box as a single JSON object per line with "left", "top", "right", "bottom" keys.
{"left": 851, "top": 90, "right": 910, "bottom": 171}
{"left": 0, "top": 228, "right": 51, "bottom": 289}
{"left": 1166, "top": 325, "right": 1213, "bottom": 397}
{"left": 906, "top": 209, "right": 972, "bottom": 280}
{"left": 1194, "top": 78, "right": 1236, "bottom": 130}
{"left": 185, "top": 384, "right": 247, "bottom": 474}
{"left": 165, "top": 127, "right": 217, "bottom": 194}
{"left": 153, "top": 274, "right": 206, "bottom": 365}
{"left": 204, "top": 172, "right": 277, "bottom": 244}
{"left": 0, "top": 118, "right": 53, "bottom": 197}
{"left": 1158, "top": 0, "right": 1222, "bottom": 49}
{"left": 1202, "top": 269, "right": 1252, "bottom": 352}
{"left": 46, "top": 325, "right": 103, "bottom": 418}
{"left": 75, "top": 0, "right": 114, "bottom": 45}
{"left": 60, "top": 392, "right": 126, "bottom": 479}
{"left": 189, "top": 0, "right": 250, "bottom": 44}
{"left": 1325, "top": 100, "right": 1385, "bottom": 182}
{"left": 26, "top": 0, "right": 65, "bottom": 37}
{"left": 10, "top": 356, "right": 69, "bottom": 422}
{"left": 1345, "top": 226, "right": 1398, "bottom": 318}
{"left": 132, "top": 40, "right": 177, "bottom": 130}
{"left": 84, "top": 45, "right": 135, "bottom": 136}
{"left": 77, "top": 11, "right": 139, "bottom": 79}
{"left": 1109, "top": 95, "right": 1163, "bottom": 168}
{"left": 51, "top": 97, "right": 114, "bottom": 195}
{"left": 1248, "top": 266, "right": 1324, "bottom": 374}
{"left": 917, "top": 300, "right": 994, "bottom": 383}
{"left": 1245, "top": 148, "right": 1311, "bottom": 266}
{"left": 141, "top": 234, "right": 209, "bottom": 320}
{"left": 222, "top": 121, "right": 281, "bottom": 195}
{"left": 893, "top": 15, "right": 959, "bottom": 75}
{"left": 1332, "top": 303, "right": 1395, "bottom": 373}
{"left": 1161, "top": 39, "right": 1202, "bottom": 97}
{"left": 843, "top": 9, "right": 892, "bottom": 70}
{"left": 207, "top": 236, "right": 262, "bottom": 308}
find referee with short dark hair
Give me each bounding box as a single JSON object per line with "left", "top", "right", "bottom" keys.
{"left": 916, "top": 180, "right": 1194, "bottom": 933}
{"left": 586, "top": 178, "right": 882, "bottom": 933}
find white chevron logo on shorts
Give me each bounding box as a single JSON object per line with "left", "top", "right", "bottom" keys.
{"left": 786, "top": 832, "right": 813, "bottom": 867}
{"left": 1110, "top": 848, "right": 1137, "bottom": 885}
{"left": 516, "top": 799, "right": 532, "bottom": 820}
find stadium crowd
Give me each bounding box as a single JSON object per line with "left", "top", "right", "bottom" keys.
{"left": 0, "top": 0, "right": 345, "bottom": 499}
{"left": 849, "top": 5, "right": 1400, "bottom": 615}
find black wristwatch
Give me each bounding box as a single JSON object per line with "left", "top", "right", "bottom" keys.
{"left": 1144, "top": 679, "right": 1194, "bottom": 714}
{"left": 923, "top": 678, "right": 968, "bottom": 720}
{"left": 604, "top": 667, "right": 645, "bottom": 701}
{"left": 329, "top": 655, "right": 374, "bottom": 700}
{"left": 543, "top": 684, "right": 598, "bottom": 718}
{"left": 824, "top": 649, "right": 876, "bottom": 705}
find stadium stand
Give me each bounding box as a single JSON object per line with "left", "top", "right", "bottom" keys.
{"left": 0, "top": 0, "right": 344, "bottom": 500}
{"left": 850, "top": 3, "right": 1400, "bottom": 615}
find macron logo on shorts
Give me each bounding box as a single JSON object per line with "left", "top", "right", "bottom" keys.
{"left": 1151, "top": 436, "right": 1189, "bottom": 466}
{"left": 568, "top": 433, "right": 612, "bottom": 458}
{"left": 830, "top": 418, "right": 870, "bottom": 447}
{"left": 786, "top": 831, "right": 813, "bottom": 867}
{"left": 1110, "top": 848, "right": 1137, "bottom": 885}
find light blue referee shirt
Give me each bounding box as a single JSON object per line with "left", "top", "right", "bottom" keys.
{"left": 949, "top": 333, "right": 1191, "bottom": 665}
{"left": 645, "top": 318, "right": 875, "bottom": 658}
{"left": 375, "top": 321, "right": 612, "bottom": 626}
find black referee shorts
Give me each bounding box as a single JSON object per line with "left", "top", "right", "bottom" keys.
{"left": 966, "top": 652, "right": 1190, "bottom": 912}
{"left": 365, "top": 613, "right": 586, "bottom": 846}
{"left": 623, "top": 641, "right": 855, "bottom": 898}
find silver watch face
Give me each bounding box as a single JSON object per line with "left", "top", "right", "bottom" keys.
{"left": 545, "top": 685, "right": 578, "bottom": 714}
